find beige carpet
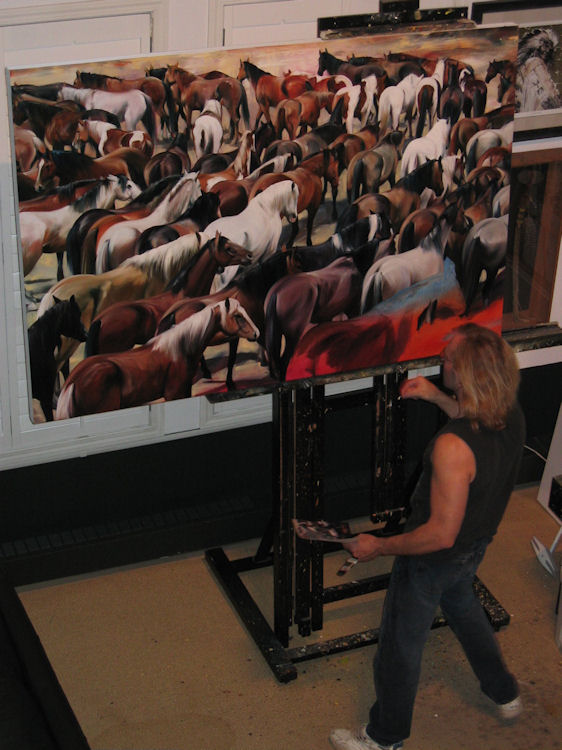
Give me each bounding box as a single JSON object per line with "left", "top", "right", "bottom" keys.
{"left": 18, "top": 484, "right": 561, "bottom": 750}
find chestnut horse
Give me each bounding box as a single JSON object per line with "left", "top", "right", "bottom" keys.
{"left": 237, "top": 59, "right": 312, "bottom": 128}
{"left": 55, "top": 297, "right": 260, "bottom": 417}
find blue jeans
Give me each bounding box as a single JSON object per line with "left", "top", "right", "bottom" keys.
{"left": 367, "top": 539, "right": 518, "bottom": 746}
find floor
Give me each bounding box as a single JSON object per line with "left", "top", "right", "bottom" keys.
{"left": 18, "top": 484, "right": 562, "bottom": 750}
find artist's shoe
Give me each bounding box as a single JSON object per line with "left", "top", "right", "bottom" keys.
{"left": 329, "top": 725, "right": 403, "bottom": 750}
{"left": 497, "top": 695, "right": 523, "bottom": 721}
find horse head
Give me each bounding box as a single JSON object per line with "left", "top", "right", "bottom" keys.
{"left": 220, "top": 298, "right": 259, "bottom": 342}
{"left": 210, "top": 231, "right": 252, "bottom": 270}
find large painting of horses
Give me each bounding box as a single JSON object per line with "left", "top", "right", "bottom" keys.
{"left": 8, "top": 25, "right": 517, "bottom": 421}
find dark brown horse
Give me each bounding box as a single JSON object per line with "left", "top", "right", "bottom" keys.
{"left": 34, "top": 147, "right": 148, "bottom": 190}
{"left": 346, "top": 130, "right": 403, "bottom": 203}
{"left": 165, "top": 64, "right": 249, "bottom": 140}
{"left": 143, "top": 132, "right": 191, "bottom": 185}
{"left": 317, "top": 49, "right": 387, "bottom": 86}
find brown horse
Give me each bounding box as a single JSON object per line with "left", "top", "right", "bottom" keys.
{"left": 346, "top": 130, "right": 403, "bottom": 203}
{"left": 264, "top": 255, "right": 365, "bottom": 380}
{"left": 275, "top": 90, "right": 334, "bottom": 140}
{"left": 19, "top": 178, "right": 100, "bottom": 212}
{"left": 85, "top": 231, "right": 252, "bottom": 356}
{"left": 165, "top": 64, "right": 249, "bottom": 140}
{"left": 73, "top": 119, "right": 153, "bottom": 157}
{"left": 329, "top": 124, "right": 380, "bottom": 172}
{"left": 34, "top": 147, "right": 148, "bottom": 190}
{"left": 55, "top": 297, "right": 259, "bottom": 416}
{"left": 237, "top": 59, "right": 312, "bottom": 128}
{"left": 43, "top": 109, "right": 121, "bottom": 151}
{"left": 317, "top": 49, "right": 387, "bottom": 86}
{"left": 143, "top": 132, "right": 191, "bottom": 184}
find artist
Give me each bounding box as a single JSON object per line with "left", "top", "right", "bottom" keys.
{"left": 330, "top": 323, "right": 525, "bottom": 750}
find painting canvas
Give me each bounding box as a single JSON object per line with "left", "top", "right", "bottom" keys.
{"left": 8, "top": 24, "right": 518, "bottom": 422}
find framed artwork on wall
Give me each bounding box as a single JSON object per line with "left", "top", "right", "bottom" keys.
{"left": 8, "top": 24, "right": 518, "bottom": 422}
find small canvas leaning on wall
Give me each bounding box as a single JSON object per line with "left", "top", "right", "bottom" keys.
{"left": 8, "top": 24, "right": 518, "bottom": 422}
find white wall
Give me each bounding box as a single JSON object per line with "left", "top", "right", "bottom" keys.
{"left": 0, "top": 0, "right": 560, "bottom": 472}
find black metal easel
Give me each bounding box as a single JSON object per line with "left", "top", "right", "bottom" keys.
{"left": 205, "top": 371, "right": 511, "bottom": 683}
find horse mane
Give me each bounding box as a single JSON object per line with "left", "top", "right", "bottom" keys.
{"left": 123, "top": 232, "right": 203, "bottom": 282}
{"left": 151, "top": 303, "right": 218, "bottom": 358}
{"left": 70, "top": 176, "right": 123, "bottom": 213}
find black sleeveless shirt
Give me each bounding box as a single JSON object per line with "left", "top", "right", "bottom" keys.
{"left": 404, "top": 403, "right": 525, "bottom": 560}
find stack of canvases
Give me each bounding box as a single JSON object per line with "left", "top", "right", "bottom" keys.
{"left": 12, "top": 24, "right": 517, "bottom": 422}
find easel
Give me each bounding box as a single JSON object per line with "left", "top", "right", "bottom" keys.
{"left": 206, "top": 365, "right": 511, "bottom": 683}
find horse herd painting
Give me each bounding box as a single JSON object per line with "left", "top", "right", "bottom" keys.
{"left": 9, "top": 25, "right": 518, "bottom": 422}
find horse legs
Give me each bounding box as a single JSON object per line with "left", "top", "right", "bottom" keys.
{"left": 226, "top": 338, "right": 239, "bottom": 390}
{"left": 56, "top": 251, "right": 65, "bottom": 281}
{"left": 199, "top": 354, "right": 212, "bottom": 380}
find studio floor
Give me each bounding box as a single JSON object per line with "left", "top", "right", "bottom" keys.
{"left": 18, "top": 484, "right": 562, "bottom": 750}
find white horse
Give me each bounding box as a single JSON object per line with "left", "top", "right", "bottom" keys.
{"left": 360, "top": 214, "right": 453, "bottom": 312}
{"left": 334, "top": 74, "right": 378, "bottom": 133}
{"left": 378, "top": 73, "right": 423, "bottom": 136}
{"left": 95, "top": 171, "right": 202, "bottom": 272}
{"left": 192, "top": 100, "right": 224, "bottom": 160}
{"left": 59, "top": 85, "right": 154, "bottom": 136}
{"left": 400, "top": 118, "right": 450, "bottom": 177}
{"left": 19, "top": 175, "right": 141, "bottom": 277}
{"left": 465, "top": 121, "right": 514, "bottom": 174}
{"left": 204, "top": 180, "right": 299, "bottom": 290}
{"left": 492, "top": 184, "right": 511, "bottom": 217}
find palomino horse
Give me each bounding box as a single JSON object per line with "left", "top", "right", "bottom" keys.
{"left": 20, "top": 174, "right": 141, "bottom": 277}
{"left": 28, "top": 294, "right": 87, "bottom": 421}
{"left": 237, "top": 59, "right": 312, "bottom": 128}
{"left": 164, "top": 64, "right": 249, "bottom": 141}
{"left": 85, "top": 232, "right": 252, "bottom": 355}
{"left": 58, "top": 85, "right": 155, "bottom": 138}
{"left": 203, "top": 180, "right": 299, "bottom": 289}
{"left": 55, "top": 298, "right": 260, "bottom": 417}
{"left": 73, "top": 70, "right": 166, "bottom": 138}
{"left": 73, "top": 120, "right": 153, "bottom": 157}
{"left": 347, "top": 130, "right": 404, "bottom": 202}
{"left": 459, "top": 215, "right": 508, "bottom": 315}
{"left": 95, "top": 171, "right": 202, "bottom": 272}
{"left": 192, "top": 99, "right": 224, "bottom": 160}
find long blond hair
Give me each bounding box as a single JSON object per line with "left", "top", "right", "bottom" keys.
{"left": 451, "top": 324, "right": 520, "bottom": 430}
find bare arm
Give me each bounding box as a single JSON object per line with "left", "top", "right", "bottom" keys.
{"left": 344, "top": 432, "right": 475, "bottom": 561}
{"left": 400, "top": 375, "right": 460, "bottom": 418}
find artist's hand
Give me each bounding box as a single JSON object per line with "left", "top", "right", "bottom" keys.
{"left": 400, "top": 376, "right": 441, "bottom": 403}
{"left": 342, "top": 533, "right": 384, "bottom": 562}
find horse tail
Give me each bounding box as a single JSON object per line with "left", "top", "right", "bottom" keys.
{"left": 472, "top": 87, "right": 487, "bottom": 118}
{"left": 96, "top": 238, "right": 111, "bottom": 274}
{"left": 276, "top": 105, "right": 286, "bottom": 140}
{"left": 66, "top": 221, "right": 83, "bottom": 275}
{"left": 350, "top": 157, "right": 364, "bottom": 204}
{"left": 238, "top": 82, "right": 250, "bottom": 130}
{"left": 398, "top": 220, "right": 415, "bottom": 253}
{"left": 85, "top": 319, "right": 101, "bottom": 357}
{"left": 416, "top": 88, "right": 430, "bottom": 138}
{"left": 140, "top": 92, "right": 156, "bottom": 139}
{"left": 461, "top": 236, "right": 483, "bottom": 314}
{"left": 361, "top": 271, "right": 383, "bottom": 312}
{"left": 264, "top": 291, "right": 283, "bottom": 381}
{"left": 55, "top": 382, "right": 75, "bottom": 420}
